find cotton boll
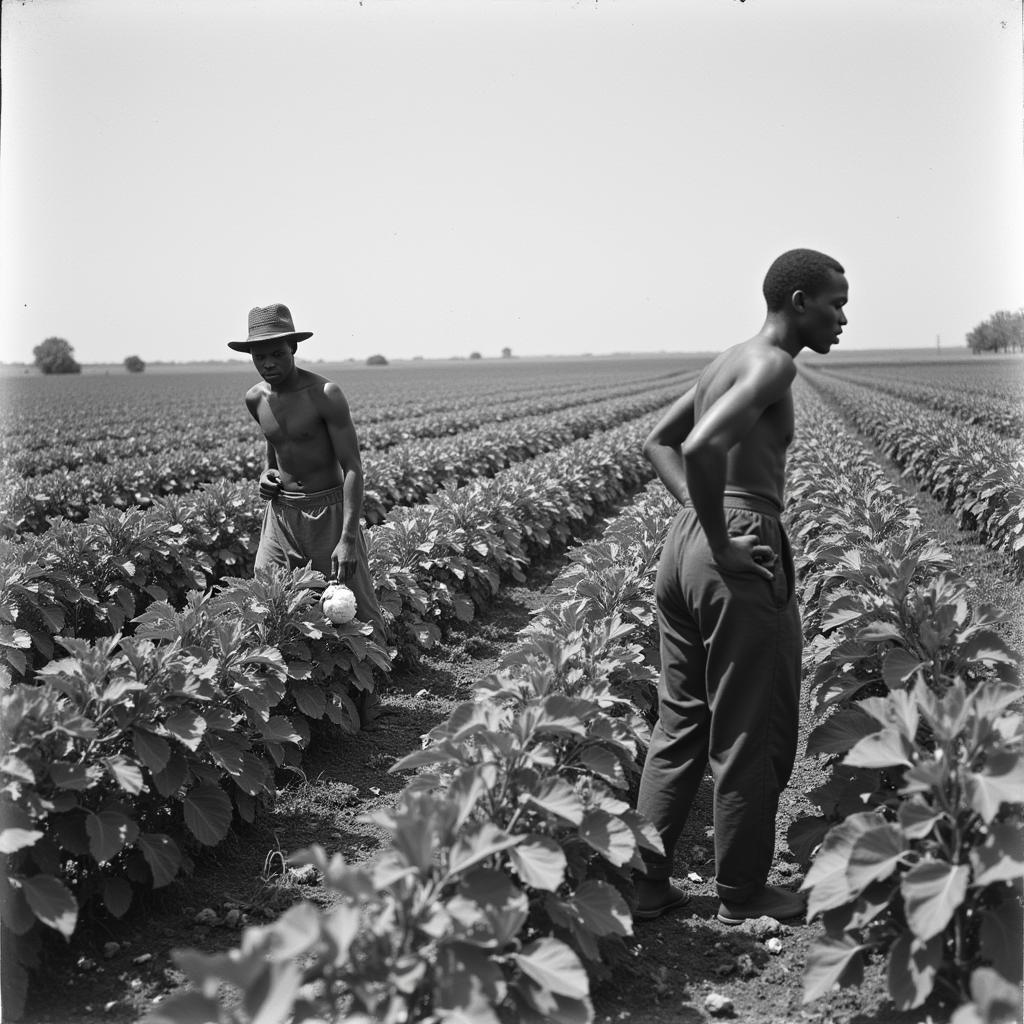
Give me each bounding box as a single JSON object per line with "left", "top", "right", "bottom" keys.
{"left": 322, "top": 584, "right": 358, "bottom": 624}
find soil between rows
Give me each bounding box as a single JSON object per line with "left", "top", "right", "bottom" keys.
{"left": 21, "top": 478, "right": 1008, "bottom": 1024}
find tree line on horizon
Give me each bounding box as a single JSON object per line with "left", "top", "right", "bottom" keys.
{"left": 25, "top": 313, "right": 1023, "bottom": 376}
{"left": 31, "top": 337, "right": 145, "bottom": 374}
{"left": 965, "top": 308, "right": 1024, "bottom": 354}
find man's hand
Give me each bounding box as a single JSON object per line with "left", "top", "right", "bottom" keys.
{"left": 712, "top": 534, "right": 777, "bottom": 580}
{"left": 259, "top": 468, "right": 282, "bottom": 500}
{"left": 331, "top": 536, "right": 357, "bottom": 583}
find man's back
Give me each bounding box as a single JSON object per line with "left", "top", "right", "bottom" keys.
{"left": 692, "top": 339, "right": 796, "bottom": 509}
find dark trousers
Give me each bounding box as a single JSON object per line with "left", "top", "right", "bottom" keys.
{"left": 254, "top": 485, "right": 386, "bottom": 640}
{"left": 636, "top": 493, "right": 802, "bottom": 902}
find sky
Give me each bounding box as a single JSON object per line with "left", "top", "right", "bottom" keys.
{"left": 1, "top": 0, "right": 1021, "bottom": 365}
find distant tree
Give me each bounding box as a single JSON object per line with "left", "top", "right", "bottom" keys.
{"left": 366, "top": 354, "right": 389, "bottom": 366}
{"left": 469, "top": 351, "right": 482, "bottom": 360}
{"left": 501, "top": 347, "right": 512, "bottom": 359}
{"left": 966, "top": 309, "right": 1024, "bottom": 354}
{"left": 124, "top": 355, "right": 146, "bottom": 373}
{"left": 33, "top": 337, "right": 81, "bottom": 374}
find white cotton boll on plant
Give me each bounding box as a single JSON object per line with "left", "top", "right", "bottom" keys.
{"left": 322, "top": 584, "right": 358, "bottom": 624}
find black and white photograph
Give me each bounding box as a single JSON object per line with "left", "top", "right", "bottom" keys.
{"left": 1, "top": 2, "right": 1021, "bottom": 1023}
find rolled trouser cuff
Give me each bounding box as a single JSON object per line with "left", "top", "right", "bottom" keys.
{"left": 716, "top": 879, "right": 758, "bottom": 903}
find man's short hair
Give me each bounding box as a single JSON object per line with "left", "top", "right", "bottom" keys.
{"left": 763, "top": 249, "right": 845, "bottom": 312}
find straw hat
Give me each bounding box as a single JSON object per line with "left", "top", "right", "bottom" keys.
{"left": 228, "top": 303, "right": 313, "bottom": 352}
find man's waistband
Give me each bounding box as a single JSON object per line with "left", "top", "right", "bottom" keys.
{"left": 682, "top": 489, "right": 783, "bottom": 519}
{"left": 273, "top": 484, "right": 345, "bottom": 509}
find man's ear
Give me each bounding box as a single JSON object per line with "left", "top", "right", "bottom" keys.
{"left": 789, "top": 289, "right": 808, "bottom": 313}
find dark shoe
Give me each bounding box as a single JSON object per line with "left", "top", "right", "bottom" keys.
{"left": 716, "top": 884, "right": 806, "bottom": 925}
{"left": 635, "top": 884, "right": 690, "bottom": 921}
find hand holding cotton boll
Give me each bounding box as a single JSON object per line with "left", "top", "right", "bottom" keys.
{"left": 321, "top": 584, "right": 357, "bottom": 624}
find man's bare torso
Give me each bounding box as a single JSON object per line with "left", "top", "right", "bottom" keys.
{"left": 246, "top": 370, "right": 344, "bottom": 492}
{"left": 693, "top": 341, "right": 794, "bottom": 508}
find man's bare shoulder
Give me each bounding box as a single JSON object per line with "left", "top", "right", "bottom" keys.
{"left": 699, "top": 339, "right": 794, "bottom": 397}
{"left": 303, "top": 373, "right": 353, "bottom": 417}
{"left": 244, "top": 381, "right": 270, "bottom": 408}
{"left": 730, "top": 339, "right": 796, "bottom": 387}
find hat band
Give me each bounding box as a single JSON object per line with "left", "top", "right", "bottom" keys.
{"left": 248, "top": 322, "right": 297, "bottom": 339}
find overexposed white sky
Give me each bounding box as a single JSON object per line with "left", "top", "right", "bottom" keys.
{"left": 1, "top": 0, "right": 1021, "bottom": 364}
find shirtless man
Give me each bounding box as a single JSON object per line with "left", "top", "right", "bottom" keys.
{"left": 229, "top": 303, "right": 385, "bottom": 640}
{"left": 634, "top": 249, "right": 848, "bottom": 925}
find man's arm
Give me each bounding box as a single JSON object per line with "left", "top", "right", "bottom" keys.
{"left": 642, "top": 386, "right": 697, "bottom": 504}
{"left": 681, "top": 355, "right": 794, "bottom": 578}
{"left": 245, "top": 388, "right": 281, "bottom": 500}
{"left": 319, "top": 382, "right": 365, "bottom": 582}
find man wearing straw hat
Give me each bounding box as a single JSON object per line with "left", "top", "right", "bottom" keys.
{"left": 229, "top": 303, "right": 385, "bottom": 643}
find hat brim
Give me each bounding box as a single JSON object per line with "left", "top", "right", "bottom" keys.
{"left": 227, "top": 331, "right": 313, "bottom": 352}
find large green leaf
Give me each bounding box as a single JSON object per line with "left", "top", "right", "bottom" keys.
{"left": 132, "top": 728, "right": 171, "bottom": 774}
{"left": 446, "top": 763, "right": 497, "bottom": 835}
{"left": 822, "top": 880, "right": 897, "bottom": 937}
{"left": 578, "top": 809, "right": 635, "bottom": 867}
{"left": 85, "top": 809, "right": 140, "bottom": 864}
{"left": 0, "top": 872, "right": 36, "bottom": 935}
{"left": 970, "top": 823, "right": 1024, "bottom": 887}
{"left": 806, "top": 706, "right": 879, "bottom": 756}
{"left": 0, "top": 756, "right": 35, "bottom": 785}
{"left": 564, "top": 879, "right": 631, "bottom": 938}
{"left": 802, "top": 812, "right": 881, "bottom": 919}
{"left": 138, "top": 832, "right": 182, "bottom": 888}
{"left": 261, "top": 902, "right": 323, "bottom": 961}
{"left": 787, "top": 815, "right": 831, "bottom": 865}
{"left": 102, "top": 755, "right": 145, "bottom": 795}
{"left": 0, "top": 828, "right": 43, "bottom": 855}
{"left": 846, "top": 823, "right": 908, "bottom": 896}
{"left": 507, "top": 835, "right": 567, "bottom": 892}
{"left": 152, "top": 748, "right": 188, "bottom": 798}
{"left": 21, "top": 874, "right": 77, "bottom": 938}
{"left": 164, "top": 711, "right": 207, "bottom": 750}
{"left": 897, "top": 798, "right": 944, "bottom": 840}
{"left": 243, "top": 960, "right": 304, "bottom": 1024}
{"left": 887, "top": 931, "right": 941, "bottom": 1010}
{"left": 259, "top": 715, "right": 304, "bottom": 745}
{"left": 434, "top": 942, "right": 505, "bottom": 1023}
{"left": 447, "top": 823, "right": 523, "bottom": 879}
{"left": 321, "top": 903, "right": 361, "bottom": 967}
{"left": 447, "top": 869, "right": 529, "bottom": 950}
{"left": 844, "top": 726, "right": 912, "bottom": 769}
{"left": 881, "top": 648, "right": 925, "bottom": 689}
{"left": 901, "top": 757, "right": 947, "bottom": 797}
{"left": 513, "top": 936, "right": 589, "bottom": 999}
{"left": 182, "top": 783, "right": 233, "bottom": 846}
{"left": 48, "top": 762, "right": 92, "bottom": 791}
{"left": 901, "top": 859, "right": 969, "bottom": 942}
{"left": 577, "top": 746, "right": 625, "bottom": 788}
{"left": 954, "top": 967, "right": 1024, "bottom": 1024}
{"left": 288, "top": 680, "right": 326, "bottom": 719}
{"left": 802, "top": 934, "right": 867, "bottom": 1003}
{"left": 521, "top": 776, "right": 583, "bottom": 825}
{"left": 102, "top": 877, "right": 133, "bottom": 918}
{"left": 963, "top": 753, "right": 1024, "bottom": 824}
